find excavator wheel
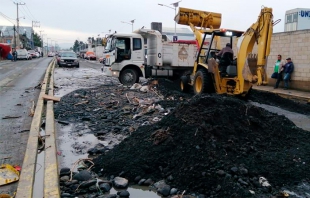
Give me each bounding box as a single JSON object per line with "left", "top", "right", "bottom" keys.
{"left": 180, "top": 76, "right": 190, "bottom": 93}
{"left": 193, "top": 69, "right": 214, "bottom": 94}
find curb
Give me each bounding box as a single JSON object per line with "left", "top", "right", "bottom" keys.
{"left": 44, "top": 59, "right": 60, "bottom": 197}
{"left": 15, "top": 59, "right": 56, "bottom": 198}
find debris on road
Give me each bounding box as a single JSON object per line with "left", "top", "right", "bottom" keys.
{"left": 18, "top": 129, "right": 30, "bottom": 133}
{"left": 0, "top": 164, "right": 20, "bottom": 186}
{"left": 29, "top": 100, "right": 35, "bottom": 117}
{"left": 2, "top": 116, "right": 21, "bottom": 119}
{"left": 42, "top": 94, "right": 61, "bottom": 102}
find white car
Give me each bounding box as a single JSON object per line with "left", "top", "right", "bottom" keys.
{"left": 16, "top": 49, "right": 31, "bottom": 60}
{"left": 35, "top": 52, "right": 41, "bottom": 58}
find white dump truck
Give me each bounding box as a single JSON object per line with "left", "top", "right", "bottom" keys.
{"left": 102, "top": 29, "right": 202, "bottom": 85}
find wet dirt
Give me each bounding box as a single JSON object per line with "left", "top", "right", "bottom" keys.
{"left": 92, "top": 92, "right": 310, "bottom": 197}
{"left": 54, "top": 66, "right": 164, "bottom": 197}
{"left": 54, "top": 71, "right": 310, "bottom": 197}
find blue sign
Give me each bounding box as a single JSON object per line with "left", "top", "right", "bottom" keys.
{"left": 299, "top": 10, "right": 310, "bottom": 17}
{"left": 173, "top": 36, "right": 178, "bottom": 42}
{"left": 7, "top": 39, "right": 11, "bottom": 44}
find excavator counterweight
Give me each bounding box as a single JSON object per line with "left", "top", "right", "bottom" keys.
{"left": 174, "top": 7, "right": 222, "bottom": 29}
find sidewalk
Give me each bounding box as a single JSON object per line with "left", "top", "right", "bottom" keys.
{"left": 253, "top": 85, "right": 310, "bottom": 103}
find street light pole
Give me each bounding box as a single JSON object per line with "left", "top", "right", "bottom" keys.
{"left": 121, "top": 19, "right": 135, "bottom": 32}
{"left": 47, "top": 38, "right": 50, "bottom": 54}
{"left": 158, "top": 1, "right": 181, "bottom": 37}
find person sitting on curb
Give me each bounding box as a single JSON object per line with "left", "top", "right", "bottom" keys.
{"left": 283, "top": 57, "right": 294, "bottom": 90}
{"left": 274, "top": 54, "right": 286, "bottom": 89}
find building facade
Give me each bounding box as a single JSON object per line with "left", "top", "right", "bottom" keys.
{"left": 0, "top": 25, "right": 33, "bottom": 48}
{"left": 285, "top": 8, "right": 310, "bottom": 32}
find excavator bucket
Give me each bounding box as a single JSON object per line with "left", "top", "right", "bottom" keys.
{"left": 174, "top": 7, "right": 222, "bottom": 29}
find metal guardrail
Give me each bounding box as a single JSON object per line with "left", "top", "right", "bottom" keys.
{"left": 15, "top": 59, "right": 60, "bottom": 198}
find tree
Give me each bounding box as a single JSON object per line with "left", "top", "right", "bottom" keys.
{"left": 33, "top": 32, "right": 42, "bottom": 47}
{"left": 73, "top": 40, "right": 79, "bottom": 52}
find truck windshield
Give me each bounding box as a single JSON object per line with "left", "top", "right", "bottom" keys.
{"left": 105, "top": 37, "right": 113, "bottom": 52}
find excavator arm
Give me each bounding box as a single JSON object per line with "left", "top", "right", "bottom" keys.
{"left": 174, "top": 7, "right": 222, "bottom": 50}
{"left": 238, "top": 7, "right": 274, "bottom": 86}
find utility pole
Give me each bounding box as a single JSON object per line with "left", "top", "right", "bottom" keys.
{"left": 39, "top": 30, "right": 44, "bottom": 50}
{"left": 14, "top": 2, "right": 25, "bottom": 48}
{"left": 32, "top": 21, "right": 40, "bottom": 49}
{"left": 13, "top": 25, "right": 17, "bottom": 48}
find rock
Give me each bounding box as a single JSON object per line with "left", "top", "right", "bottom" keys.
{"left": 239, "top": 167, "right": 248, "bottom": 175}
{"left": 157, "top": 184, "right": 171, "bottom": 197}
{"left": 170, "top": 188, "right": 178, "bottom": 195}
{"left": 225, "top": 174, "right": 232, "bottom": 180}
{"left": 216, "top": 170, "right": 225, "bottom": 176}
{"left": 79, "top": 179, "right": 97, "bottom": 188}
{"left": 153, "top": 180, "right": 166, "bottom": 189}
{"left": 61, "top": 193, "right": 72, "bottom": 197}
{"left": 99, "top": 183, "right": 111, "bottom": 192}
{"left": 198, "top": 194, "right": 206, "bottom": 198}
{"left": 88, "top": 184, "right": 98, "bottom": 192}
{"left": 238, "top": 178, "right": 249, "bottom": 186}
{"left": 72, "top": 170, "right": 92, "bottom": 181}
{"left": 97, "top": 195, "right": 117, "bottom": 198}
{"left": 230, "top": 167, "right": 238, "bottom": 174}
{"left": 113, "top": 176, "right": 128, "bottom": 188}
{"left": 81, "top": 117, "right": 91, "bottom": 121}
{"left": 87, "top": 148, "right": 98, "bottom": 155}
{"left": 167, "top": 175, "right": 173, "bottom": 181}
{"left": 60, "top": 167, "right": 71, "bottom": 177}
{"left": 60, "top": 176, "right": 69, "bottom": 182}
{"left": 138, "top": 179, "right": 146, "bottom": 185}
{"left": 144, "top": 178, "right": 154, "bottom": 186}
{"left": 118, "top": 190, "right": 130, "bottom": 197}
{"left": 134, "top": 176, "right": 142, "bottom": 183}
{"left": 216, "top": 185, "right": 221, "bottom": 192}
{"left": 57, "top": 120, "right": 70, "bottom": 125}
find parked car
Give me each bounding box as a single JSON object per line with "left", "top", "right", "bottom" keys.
{"left": 27, "top": 52, "right": 33, "bottom": 60}
{"left": 58, "top": 51, "right": 79, "bottom": 68}
{"left": 48, "top": 52, "right": 54, "bottom": 57}
{"left": 16, "top": 49, "right": 30, "bottom": 60}
{"left": 28, "top": 50, "right": 36, "bottom": 58}
{"left": 85, "top": 51, "right": 96, "bottom": 60}
{"left": 35, "top": 52, "right": 41, "bottom": 58}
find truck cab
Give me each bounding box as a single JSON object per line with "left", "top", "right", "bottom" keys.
{"left": 103, "top": 33, "right": 145, "bottom": 85}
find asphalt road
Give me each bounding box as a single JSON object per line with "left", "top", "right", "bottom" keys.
{"left": 0, "top": 57, "right": 51, "bottom": 194}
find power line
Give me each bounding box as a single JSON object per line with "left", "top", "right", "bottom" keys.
{"left": 0, "top": 12, "right": 16, "bottom": 25}
{"left": 25, "top": 4, "right": 36, "bottom": 21}
{"left": 20, "top": 6, "right": 32, "bottom": 21}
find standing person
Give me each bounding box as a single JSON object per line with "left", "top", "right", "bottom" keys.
{"left": 12, "top": 48, "right": 17, "bottom": 61}
{"left": 283, "top": 57, "right": 294, "bottom": 90}
{"left": 274, "top": 54, "right": 286, "bottom": 89}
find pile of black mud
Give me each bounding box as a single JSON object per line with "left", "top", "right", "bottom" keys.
{"left": 93, "top": 94, "right": 310, "bottom": 197}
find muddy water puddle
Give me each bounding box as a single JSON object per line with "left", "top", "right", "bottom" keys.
{"left": 56, "top": 123, "right": 125, "bottom": 168}
{"left": 251, "top": 102, "right": 310, "bottom": 131}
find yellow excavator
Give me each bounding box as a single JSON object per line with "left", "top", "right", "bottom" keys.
{"left": 176, "top": 7, "right": 278, "bottom": 96}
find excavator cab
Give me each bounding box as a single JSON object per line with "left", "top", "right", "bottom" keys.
{"left": 176, "top": 6, "right": 274, "bottom": 97}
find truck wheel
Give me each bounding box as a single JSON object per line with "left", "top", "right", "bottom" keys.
{"left": 193, "top": 69, "right": 214, "bottom": 94}
{"left": 120, "top": 68, "right": 139, "bottom": 86}
{"left": 180, "top": 76, "right": 190, "bottom": 92}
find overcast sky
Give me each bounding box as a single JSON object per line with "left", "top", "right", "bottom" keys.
{"left": 1, "top": 0, "right": 309, "bottom": 48}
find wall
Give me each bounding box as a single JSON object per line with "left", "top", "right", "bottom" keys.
{"left": 267, "top": 29, "right": 310, "bottom": 91}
